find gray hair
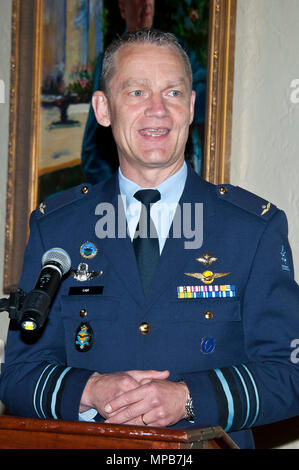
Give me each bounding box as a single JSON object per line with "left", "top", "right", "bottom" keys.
{"left": 100, "top": 29, "right": 193, "bottom": 95}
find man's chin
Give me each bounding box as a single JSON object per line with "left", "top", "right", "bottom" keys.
{"left": 135, "top": 154, "right": 184, "bottom": 172}
{"left": 137, "top": 155, "right": 174, "bottom": 168}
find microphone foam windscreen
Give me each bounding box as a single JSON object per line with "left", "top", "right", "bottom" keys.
{"left": 42, "top": 248, "right": 71, "bottom": 275}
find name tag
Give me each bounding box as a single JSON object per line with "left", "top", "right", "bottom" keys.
{"left": 68, "top": 286, "right": 104, "bottom": 296}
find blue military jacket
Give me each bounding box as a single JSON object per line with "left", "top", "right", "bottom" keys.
{"left": 1, "top": 165, "right": 299, "bottom": 449}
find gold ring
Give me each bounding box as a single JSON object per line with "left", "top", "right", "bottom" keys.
{"left": 141, "top": 414, "right": 148, "bottom": 426}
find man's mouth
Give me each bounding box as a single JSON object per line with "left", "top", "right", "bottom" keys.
{"left": 139, "top": 128, "right": 169, "bottom": 137}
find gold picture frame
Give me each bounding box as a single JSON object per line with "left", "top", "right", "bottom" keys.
{"left": 4, "top": 0, "right": 237, "bottom": 293}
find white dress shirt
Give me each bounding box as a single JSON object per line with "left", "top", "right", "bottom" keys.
{"left": 118, "top": 161, "right": 187, "bottom": 253}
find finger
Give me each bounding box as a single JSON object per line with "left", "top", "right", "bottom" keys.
{"left": 140, "top": 413, "right": 151, "bottom": 426}
{"left": 108, "top": 416, "right": 141, "bottom": 426}
{"left": 104, "top": 382, "right": 155, "bottom": 422}
{"left": 115, "top": 409, "right": 166, "bottom": 427}
{"left": 127, "top": 370, "right": 170, "bottom": 382}
{"left": 104, "top": 384, "right": 146, "bottom": 414}
{"left": 105, "top": 398, "right": 150, "bottom": 425}
{"left": 137, "top": 409, "right": 167, "bottom": 427}
{"left": 104, "top": 404, "right": 130, "bottom": 418}
{"left": 121, "top": 415, "right": 152, "bottom": 427}
{"left": 139, "top": 378, "right": 152, "bottom": 386}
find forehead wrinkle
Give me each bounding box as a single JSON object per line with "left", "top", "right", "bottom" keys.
{"left": 120, "top": 78, "right": 151, "bottom": 91}
{"left": 118, "top": 77, "right": 190, "bottom": 94}
{"left": 163, "top": 78, "right": 189, "bottom": 89}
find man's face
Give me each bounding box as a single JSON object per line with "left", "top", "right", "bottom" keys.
{"left": 104, "top": 44, "right": 195, "bottom": 174}
{"left": 119, "top": 0, "right": 154, "bottom": 31}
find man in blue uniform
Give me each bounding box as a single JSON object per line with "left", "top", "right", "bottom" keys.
{"left": 1, "top": 30, "right": 299, "bottom": 449}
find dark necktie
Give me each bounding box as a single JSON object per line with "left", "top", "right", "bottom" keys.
{"left": 133, "top": 189, "right": 161, "bottom": 294}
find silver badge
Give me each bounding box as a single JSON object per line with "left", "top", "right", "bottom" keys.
{"left": 70, "top": 263, "right": 102, "bottom": 282}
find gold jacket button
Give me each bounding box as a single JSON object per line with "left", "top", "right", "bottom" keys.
{"left": 219, "top": 186, "right": 228, "bottom": 195}
{"left": 81, "top": 185, "right": 89, "bottom": 194}
{"left": 204, "top": 311, "right": 214, "bottom": 319}
{"left": 139, "top": 322, "right": 151, "bottom": 335}
{"left": 80, "top": 309, "right": 87, "bottom": 318}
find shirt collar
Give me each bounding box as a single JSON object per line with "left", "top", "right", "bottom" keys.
{"left": 118, "top": 161, "right": 187, "bottom": 208}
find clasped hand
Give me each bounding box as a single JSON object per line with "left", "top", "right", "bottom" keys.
{"left": 80, "top": 369, "right": 189, "bottom": 427}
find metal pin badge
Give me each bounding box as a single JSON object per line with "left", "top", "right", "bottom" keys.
{"left": 75, "top": 323, "right": 93, "bottom": 352}
{"left": 80, "top": 241, "right": 98, "bottom": 259}
{"left": 196, "top": 253, "right": 218, "bottom": 266}
{"left": 184, "top": 270, "right": 230, "bottom": 284}
{"left": 70, "top": 263, "right": 102, "bottom": 282}
{"left": 200, "top": 336, "right": 215, "bottom": 354}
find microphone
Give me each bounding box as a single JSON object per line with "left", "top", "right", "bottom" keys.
{"left": 20, "top": 248, "right": 71, "bottom": 332}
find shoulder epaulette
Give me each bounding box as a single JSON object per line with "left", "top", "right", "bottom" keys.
{"left": 215, "top": 183, "right": 277, "bottom": 221}
{"left": 36, "top": 183, "right": 91, "bottom": 218}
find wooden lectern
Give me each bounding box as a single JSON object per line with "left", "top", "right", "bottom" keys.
{"left": 0, "top": 416, "right": 238, "bottom": 449}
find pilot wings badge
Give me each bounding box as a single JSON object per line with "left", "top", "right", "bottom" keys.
{"left": 70, "top": 263, "right": 102, "bottom": 282}
{"left": 196, "top": 253, "right": 218, "bottom": 266}
{"left": 184, "top": 270, "right": 230, "bottom": 284}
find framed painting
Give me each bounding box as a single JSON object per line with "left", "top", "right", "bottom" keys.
{"left": 4, "top": 0, "right": 237, "bottom": 292}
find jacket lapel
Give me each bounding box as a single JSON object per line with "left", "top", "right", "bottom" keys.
{"left": 95, "top": 174, "right": 146, "bottom": 307}
{"left": 145, "top": 166, "right": 217, "bottom": 310}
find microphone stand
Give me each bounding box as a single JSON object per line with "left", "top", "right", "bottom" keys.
{"left": 0, "top": 289, "right": 27, "bottom": 325}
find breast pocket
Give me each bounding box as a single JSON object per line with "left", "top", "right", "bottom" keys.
{"left": 60, "top": 295, "right": 120, "bottom": 370}
{"left": 170, "top": 297, "right": 241, "bottom": 323}
{"left": 166, "top": 298, "right": 244, "bottom": 369}
{"left": 61, "top": 295, "right": 119, "bottom": 322}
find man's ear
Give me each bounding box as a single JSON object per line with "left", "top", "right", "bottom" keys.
{"left": 92, "top": 91, "right": 111, "bottom": 127}
{"left": 189, "top": 90, "right": 196, "bottom": 125}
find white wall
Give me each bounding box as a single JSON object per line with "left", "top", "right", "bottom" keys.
{"left": 231, "top": 0, "right": 299, "bottom": 281}
{"left": 231, "top": 0, "right": 299, "bottom": 449}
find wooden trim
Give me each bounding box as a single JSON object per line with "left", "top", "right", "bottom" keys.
{"left": 0, "top": 416, "right": 239, "bottom": 449}
{"left": 203, "top": 0, "right": 237, "bottom": 184}
{"left": 4, "top": 0, "right": 42, "bottom": 293}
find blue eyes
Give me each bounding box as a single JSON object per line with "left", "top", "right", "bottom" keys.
{"left": 129, "top": 90, "right": 181, "bottom": 97}
{"left": 130, "top": 90, "right": 142, "bottom": 96}
{"left": 169, "top": 90, "right": 181, "bottom": 96}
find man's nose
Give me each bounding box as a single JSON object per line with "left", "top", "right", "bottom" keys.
{"left": 144, "top": 93, "right": 169, "bottom": 118}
